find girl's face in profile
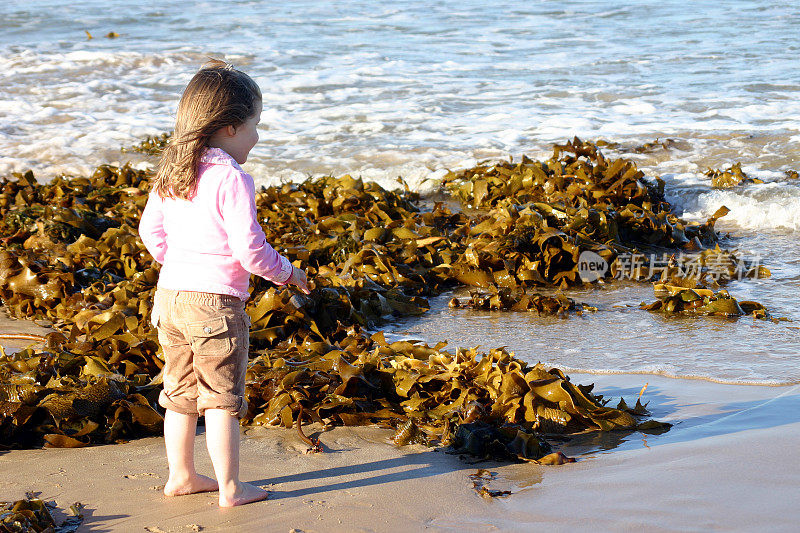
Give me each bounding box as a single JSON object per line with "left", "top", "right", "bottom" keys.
{"left": 222, "top": 100, "right": 262, "bottom": 164}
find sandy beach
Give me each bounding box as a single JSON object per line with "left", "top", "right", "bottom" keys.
{"left": 2, "top": 312, "right": 798, "bottom": 532}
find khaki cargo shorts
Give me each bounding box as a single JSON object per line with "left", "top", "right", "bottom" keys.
{"left": 152, "top": 289, "right": 251, "bottom": 419}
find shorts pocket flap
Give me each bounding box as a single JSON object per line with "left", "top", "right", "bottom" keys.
{"left": 187, "top": 317, "right": 229, "bottom": 338}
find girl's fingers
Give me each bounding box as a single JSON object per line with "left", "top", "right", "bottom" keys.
{"left": 295, "top": 280, "right": 310, "bottom": 294}
{"left": 289, "top": 266, "right": 311, "bottom": 294}
{"left": 298, "top": 275, "right": 310, "bottom": 294}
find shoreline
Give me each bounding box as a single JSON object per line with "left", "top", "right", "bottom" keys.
{"left": 4, "top": 311, "right": 797, "bottom": 388}
{"left": 553, "top": 367, "right": 800, "bottom": 388}
{"left": 1, "top": 372, "right": 797, "bottom": 531}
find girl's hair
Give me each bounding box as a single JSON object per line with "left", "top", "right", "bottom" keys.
{"left": 153, "top": 59, "right": 262, "bottom": 199}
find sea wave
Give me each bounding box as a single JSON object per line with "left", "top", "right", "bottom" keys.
{"left": 3, "top": 0, "right": 800, "bottom": 183}
{"left": 682, "top": 182, "right": 800, "bottom": 232}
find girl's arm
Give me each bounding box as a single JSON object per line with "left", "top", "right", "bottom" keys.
{"left": 220, "top": 171, "right": 294, "bottom": 285}
{"left": 138, "top": 192, "right": 168, "bottom": 264}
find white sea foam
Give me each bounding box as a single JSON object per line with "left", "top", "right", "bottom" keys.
{"left": 681, "top": 183, "right": 800, "bottom": 232}
{"left": 2, "top": 1, "right": 800, "bottom": 185}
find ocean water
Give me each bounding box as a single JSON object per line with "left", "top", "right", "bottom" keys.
{"left": 1, "top": 1, "right": 799, "bottom": 384}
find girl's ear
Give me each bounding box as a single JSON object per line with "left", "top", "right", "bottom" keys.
{"left": 225, "top": 125, "right": 237, "bottom": 137}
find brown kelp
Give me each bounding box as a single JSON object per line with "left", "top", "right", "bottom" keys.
{"left": 441, "top": 137, "right": 736, "bottom": 288}
{"left": 0, "top": 165, "right": 163, "bottom": 448}
{"left": 0, "top": 495, "right": 83, "bottom": 533}
{"left": 244, "top": 334, "right": 663, "bottom": 429}
{"left": 8, "top": 138, "right": 767, "bottom": 454}
{"left": 641, "top": 274, "right": 778, "bottom": 320}
{"left": 391, "top": 419, "right": 428, "bottom": 446}
{"left": 448, "top": 287, "right": 596, "bottom": 317}
{"left": 705, "top": 162, "right": 762, "bottom": 188}
{"left": 120, "top": 132, "right": 172, "bottom": 156}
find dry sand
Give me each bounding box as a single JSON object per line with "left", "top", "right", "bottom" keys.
{"left": 2, "top": 315, "right": 799, "bottom": 532}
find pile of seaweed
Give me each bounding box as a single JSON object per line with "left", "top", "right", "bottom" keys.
{"left": 440, "top": 139, "right": 767, "bottom": 287}
{"left": 448, "top": 287, "right": 596, "bottom": 317}
{"left": 641, "top": 274, "right": 777, "bottom": 320}
{"left": 2, "top": 138, "right": 772, "bottom": 459}
{"left": 0, "top": 494, "right": 82, "bottom": 533}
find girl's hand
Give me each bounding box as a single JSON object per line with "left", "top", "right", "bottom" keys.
{"left": 288, "top": 265, "right": 311, "bottom": 294}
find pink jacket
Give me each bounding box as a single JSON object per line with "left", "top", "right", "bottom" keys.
{"left": 138, "top": 147, "right": 293, "bottom": 301}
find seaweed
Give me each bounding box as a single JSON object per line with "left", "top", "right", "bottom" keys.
{"left": 641, "top": 275, "right": 780, "bottom": 321}
{"left": 448, "top": 287, "right": 596, "bottom": 316}
{"left": 705, "top": 162, "right": 762, "bottom": 188}
{"left": 7, "top": 138, "right": 761, "bottom": 454}
{"left": 441, "top": 137, "right": 731, "bottom": 288}
{"left": 0, "top": 494, "right": 83, "bottom": 532}
{"left": 121, "top": 133, "right": 172, "bottom": 156}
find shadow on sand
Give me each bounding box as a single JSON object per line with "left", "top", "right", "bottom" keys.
{"left": 254, "top": 451, "right": 483, "bottom": 500}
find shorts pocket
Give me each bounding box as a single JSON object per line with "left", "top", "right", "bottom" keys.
{"left": 187, "top": 316, "right": 234, "bottom": 356}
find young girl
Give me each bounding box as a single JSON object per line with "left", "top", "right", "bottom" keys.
{"left": 139, "top": 60, "right": 309, "bottom": 507}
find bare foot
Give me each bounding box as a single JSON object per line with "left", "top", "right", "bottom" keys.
{"left": 218, "top": 481, "right": 269, "bottom": 507}
{"left": 164, "top": 474, "right": 219, "bottom": 496}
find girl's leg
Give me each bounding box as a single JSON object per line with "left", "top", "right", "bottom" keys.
{"left": 204, "top": 408, "right": 268, "bottom": 506}
{"left": 163, "top": 409, "right": 219, "bottom": 496}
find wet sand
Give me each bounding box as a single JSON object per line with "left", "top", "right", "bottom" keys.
{"left": 1, "top": 313, "right": 798, "bottom": 533}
